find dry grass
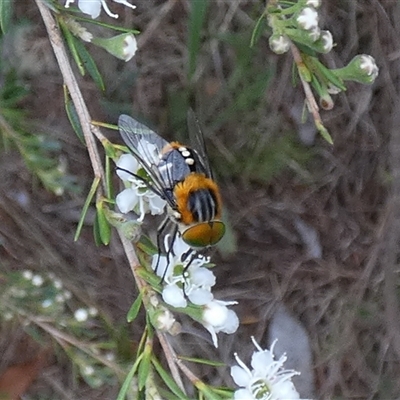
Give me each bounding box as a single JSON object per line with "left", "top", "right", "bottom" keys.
{"left": 1, "top": 0, "right": 400, "bottom": 398}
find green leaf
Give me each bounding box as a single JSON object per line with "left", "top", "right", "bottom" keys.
{"left": 75, "top": 176, "right": 100, "bottom": 241}
{"left": 73, "top": 38, "right": 105, "bottom": 91}
{"left": 127, "top": 293, "right": 143, "bottom": 323}
{"left": 0, "top": 0, "right": 13, "bottom": 33}
{"left": 96, "top": 201, "right": 112, "bottom": 245}
{"left": 152, "top": 357, "right": 188, "bottom": 400}
{"left": 105, "top": 155, "right": 114, "bottom": 200}
{"left": 59, "top": 18, "right": 85, "bottom": 76}
{"left": 116, "top": 353, "right": 143, "bottom": 400}
{"left": 93, "top": 211, "right": 102, "bottom": 246}
{"left": 187, "top": 0, "right": 209, "bottom": 80}
{"left": 138, "top": 346, "right": 152, "bottom": 390}
{"left": 316, "top": 121, "right": 333, "bottom": 144}
{"left": 250, "top": 13, "right": 266, "bottom": 48}
{"left": 72, "top": 14, "right": 140, "bottom": 34}
{"left": 64, "top": 86, "right": 85, "bottom": 145}
{"left": 177, "top": 356, "right": 225, "bottom": 367}
{"left": 196, "top": 384, "right": 224, "bottom": 400}
{"left": 136, "top": 235, "right": 158, "bottom": 256}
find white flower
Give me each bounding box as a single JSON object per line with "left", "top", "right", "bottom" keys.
{"left": 32, "top": 275, "right": 44, "bottom": 287}
{"left": 88, "top": 307, "right": 98, "bottom": 316}
{"left": 320, "top": 30, "right": 333, "bottom": 53}
{"left": 116, "top": 153, "right": 167, "bottom": 221}
{"left": 306, "top": 0, "right": 320, "bottom": 8}
{"left": 359, "top": 55, "right": 379, "bottom": 80}
{"left": 22, "top": 270, "right": 33, "bottom": 280}
{"left": 152, "top": 236, "right": 215, "bottom": 308}
{"left": 269, "top": 35, "right": 290, "bottom": 54}
{"left": 202, "top": 299, "right": 239, "bottom": 348}
{"left": 53, "top": 279, "right": 63, "bottom": 289}
{"left": 64, "top": 0, "right": 136, "bottom": 19}
{"left": 74, "top": 308, "right": 89, "bottom": 322}
{"left": 296, "top": 7, "right": 319, "bottom": 30}
{"left": 63, "top": 290, "right": 72, "bottom": 300}
{"left": 55, "top": 293, "right": 65, "bottom": 303}
{"left": 230, "top": 338, "right": 300, "bottom": 400}
{"left": 4, "top": 312, "right": 13, "bottom": 321}
{"left": 82, "top": 365, "right": 95, "bottom": 376}
{"left": 105, "top": 352, "right": 116, "bottom": 361}
{"left": 42, "top": 299, "right": 53, "bottom": 308}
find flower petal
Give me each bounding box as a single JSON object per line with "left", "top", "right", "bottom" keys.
{"left": 251, "top": 350, "right": 275, "bottom": 373}
{"left": 202, "top": 301, "right": 228, "bottom": 328}
{"left": 220, "top": 309, "right": 239, "bottom": 334}
{"left": 233, "top": 388, "right": 253, "bottom": 400}
{"left": 188, "top": 287, "right": 213, "bottom": 305}
{"left": 78, "top": 0, "right": 102, "bottom": 19}
{"left": 116, "top": 188, "right": 138, "bottom": 213}
{"left": 116, "top": 154, "right": 139, "bottom": 180}
{"left": 271, "top": 380, "right": 300, "bottom": 399}
{"left": 162, "top": 284, "right": 187, "bottom": 308}
{"left": 190, "top": 267, "right": 216, "bottom": 287}
{"left": 230, "top": 366, "right": 250, "bottom": 387}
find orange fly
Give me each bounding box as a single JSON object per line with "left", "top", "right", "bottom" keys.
{"left": 117, "top": 112, "right": 225, "bottom": 252}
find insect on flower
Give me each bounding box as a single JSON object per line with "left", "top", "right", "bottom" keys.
{"left": 117, "top": 112, "right": 225, "bottom": 253}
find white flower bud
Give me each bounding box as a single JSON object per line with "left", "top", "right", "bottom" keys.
{"left": 269, "top": 34, "right": 291, "bottom": 54}
{"left": 297, "top": 7, "right": 319, "bottom": 30}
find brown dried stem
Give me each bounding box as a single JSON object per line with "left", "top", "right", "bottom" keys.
{"left": 35, "top": 0, "right": 189, "bottom": 394}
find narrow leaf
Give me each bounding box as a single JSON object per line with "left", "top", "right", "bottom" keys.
{"left": 138, "top": 349, "right": 152, "bottom": 391}
{"left": 188, "top": 0, "right": 209, "bottom": 80}
{"left": 0, "top": 0, "right": 12, "bottom": 33}
{"left": 152, "top": 357, "right": 188, "bottom": 400}
{"left": 177, "top": 356, "right": 225, "bottom": 367}
{"left": 74, "top": 176, "right": 100, "bottom": 241}
{"left": 116, "top": 354, "right": 143, "bottom": 400}
{"left": 316, "top": 122, "right": 333, "bottom": 144}
{"left": 105, "top": 155, "right": 114, "bottom": 200}
{"left": 73, "top": 38, "right": 105, "bottom": 91}
{"left": 96, "top": 202, "right": 112, "bottom": 245}
{"left": 127, "top": 293, "right": 143, "bottom": 323}
{"left": 250, "top": 13, "right": 266, "bottom": 48}
{"left": 63, "top": 86, "right": 85, "bottom": 145}
{"left": 59, "top": 18, "right": 85, "bottom": 76}
{"left": 93, "top": 210, "right": 102, "bottom": 246}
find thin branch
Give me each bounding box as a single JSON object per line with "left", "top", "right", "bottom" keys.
{"left": 290, "top": 43, "right": 323, "bottom": 128}
{"left": 35, "top": 0, "right": 105, "bottom": 188}
{"left": 117, "top": 231, "right": 187, "bottom": 394}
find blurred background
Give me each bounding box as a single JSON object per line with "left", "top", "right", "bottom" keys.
{"left": 0, "top": 0, "right": 399, "bottom": 398}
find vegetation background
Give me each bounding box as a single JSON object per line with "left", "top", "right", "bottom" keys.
{"left": 0, "top": 0, "right": 399, "bottom": 399}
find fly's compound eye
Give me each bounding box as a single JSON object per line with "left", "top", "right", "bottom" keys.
{"left": 181, "top": 221, "right": 225, "bottom": 248}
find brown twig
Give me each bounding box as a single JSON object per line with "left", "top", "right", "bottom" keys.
{"left": 35, "top": 1, "right": 197, "bottom": 395}
{"left": 35, "top": 0, "right": 105, "bottom": 189}
{"left": 290, "top": 43, "right": 323, "bottom": 129}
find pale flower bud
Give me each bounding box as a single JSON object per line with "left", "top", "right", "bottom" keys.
{"left": 269, "top": 34, "right": 291, "bottom": 54}
{"left": 296, "top": 7, "right": 319, "bottom": 31}
{"left": 91, "top": 33, "right": 137, "bottom": 62}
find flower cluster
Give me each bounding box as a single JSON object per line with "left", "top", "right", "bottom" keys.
{"left": 63, "top": 1, "right": 137, "bottom": 62}
{"left": 231, "top": 337, "right": 300, "bottom": 400}
{"left": 268, "top": 0, "right": 333, "bottom": 55}
{"left": 116, "top": 153, "right": 167, "bottom": 221}
{"left": 152, "top": 235, "right": 239, "bottom": 347}
{"left": 65, "top": 0, "right": 136, "bottom": 19}
{"left": 266, "top": 0, "right": 379, "bottom": 114}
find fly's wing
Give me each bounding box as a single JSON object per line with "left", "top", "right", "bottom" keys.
{"left": 187, "top": 109, "right": 213, "bottom": 178}
{"left": 118, "top": 115, "right": 174, "bottom": 203}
